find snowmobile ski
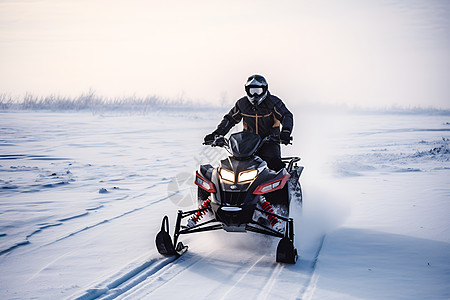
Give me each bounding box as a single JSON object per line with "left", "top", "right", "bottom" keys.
{"left": 155, "top": 215, "right": 188, "bottom": 256}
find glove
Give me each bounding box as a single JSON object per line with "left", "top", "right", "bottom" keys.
{"left": 214, "top": 135, "right": 226, "bottom": 147}
{"left": 204, "top": 132, "right": 216, "bottom": 144}
{"left": 280, "top": 130, "right": 292, "bottom": 145}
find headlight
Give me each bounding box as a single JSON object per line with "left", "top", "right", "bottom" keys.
{"left": 219, "top": 168, "right": 235, "bottom": 183}
{"left": 238, "top": 169, "right": 258, "bottom": 183}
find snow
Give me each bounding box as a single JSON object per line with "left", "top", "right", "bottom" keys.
{"left": 0, "top": 109, "right": 449, "bottom": 299}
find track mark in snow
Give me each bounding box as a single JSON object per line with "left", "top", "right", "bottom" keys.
{"left": 95, "top": 250, "right": 213, "bottom": 299}
{"left": 1, "top": 193, "right": 176, "bottom": 256}
{"left": 120, "top": 251, "right": 216, "bottom": 299}
{"left": 26, "top": 249, "right": 76, "bottom": 283}
{"left": 74, "top": 248, "right": 215, "bottom": 300}
{"left": 301, "top": 272, "right": 320, "bottom": 300}
{"left": 44, "top": 195, "right": 171, "bottom": 247}
{"left": 297, "top": 234, "right": 326, "bottom": 300}
{"left": 256, "top": 263, "right": 284, "bottom": 300}
{"left": 219, "top": 255, "right": 266, "bottom": 300}
{"left": 73, "top": 256, "right": 179, "bottom": 300}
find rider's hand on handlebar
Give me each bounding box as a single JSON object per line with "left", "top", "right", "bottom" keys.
{"left": 280, "top": 130, "right": 292, "bottom": 145}
{"left": 204, "top": 132, "right": 226, "bottom": 147}
{"left": 204, "top": 132, "right": 216, "bottom": 145}
{"left": 214, "top": 135, "right": 226, "bottom": 147}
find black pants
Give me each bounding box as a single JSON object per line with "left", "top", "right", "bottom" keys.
{"left": 256, "top": 142, "right": 289, "bottom": 213}
{"left": 255, "top": 142, "right": 285, "bottom": 171}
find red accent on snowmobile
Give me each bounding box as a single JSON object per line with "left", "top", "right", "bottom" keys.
{"left": 191, "top": 199, "right": 211, "bottom": 223}
{"left": 253, "top": 173, "right": 290, "bottom": 195}
{"left": 261, "top": 201, "right": 279, "bottom": 226}
{"left": 194, "top": 171, "right": 216, "bottom": 193}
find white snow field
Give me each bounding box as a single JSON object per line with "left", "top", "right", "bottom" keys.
{"left": 0, "top": 108, "right": 449, "bottom": 299}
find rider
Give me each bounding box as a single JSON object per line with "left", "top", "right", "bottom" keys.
{"left": 196, "top": 74, "right": 294, "bottom": 230}
{"left": 204, "top": 74, "right": 294, "bottom": 171}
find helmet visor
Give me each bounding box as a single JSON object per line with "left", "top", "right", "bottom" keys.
{"left": 248, "top": 87, "right": 264, "bottom": 96}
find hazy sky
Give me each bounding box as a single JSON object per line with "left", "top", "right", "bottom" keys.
{"left": 1, "top": 0, "right": 449, "bottom": 108}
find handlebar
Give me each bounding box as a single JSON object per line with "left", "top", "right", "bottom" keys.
{"left": 262, "top": 134, "right": 293, "bottom": 145}
{"left": 203, "top": 135, "right": 228, "bottom": 147}
{"left": 204, "top": 134, "right": 292, "bottom": 147}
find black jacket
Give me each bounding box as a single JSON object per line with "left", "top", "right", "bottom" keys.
{"left": 214, "top": 92, "right": 293, "bottom": 138}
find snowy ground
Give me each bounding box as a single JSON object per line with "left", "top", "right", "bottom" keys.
{"left": 0, "top": 109, "right": 449, "bottom": 299}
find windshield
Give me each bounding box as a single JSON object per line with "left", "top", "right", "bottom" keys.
{"left": 229, "top": 131, "right": 261, "bottom": 159}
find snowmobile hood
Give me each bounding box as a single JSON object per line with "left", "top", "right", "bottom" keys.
{"left": 229, "top": 131, "right": 261, "bottom": 159}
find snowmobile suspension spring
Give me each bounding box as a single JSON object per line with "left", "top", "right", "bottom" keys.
{"left": 261, "top": 201, "right": 280, "bottom": 226}
{"left": 191, "top": 198, "right": 211, "bottom": 224}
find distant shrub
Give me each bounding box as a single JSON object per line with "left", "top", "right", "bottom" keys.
{"left": 0, "top": 91, "right": 216, "bottom": 114}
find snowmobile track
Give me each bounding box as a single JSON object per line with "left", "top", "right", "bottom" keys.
{"left": 0, "top": 194, "right": 174, "bottom": 257}
{"left": 255, "top": 262, "right": 284, "bottom": 300}
{"left": 121, "top": 252, "right": 271, "bottom": 300}
{"left": 72, "top": 234, "right": 327, "bottom": 300}
{"left": 118, "top": 251, "right": 213, "bottom": 299}
{"left": 73, "top": 249, "right": 213, "bottom": 300}
{"left": 73, "top": 255, "right": 181, "bottom": 300}
{"left": 296, "top": 234, "right": 326, "bottom": 300}
{"left": 41, "top": 194, "right": 173, "bottom": 251}
{"left": 217, "top": 255, "right": 266, "bottom": 300}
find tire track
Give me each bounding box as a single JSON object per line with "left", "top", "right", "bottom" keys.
{"left": 115, "top": 250, "right": 271, "bottom": 300}
{"left": 71, "top": 247, "right": 216, "bottom": 300}
{"left": 118, "top": 251, "right": 213, "bottom": 299}
{"left": 218, "top": 255, "right": 266, "bottom": 300}
{"left": 296, "top": 234, "right": 326, "bottom": 300}
{"left": 69, "top": 231, "right": 325, "bottom": 300}
{"left": 45, "top": 193, "right": 175, "bottom": 247}
{"left": 72, "top": 255, "right": 180, "bottom": 300}
{"left": 256, "top": 263, "right": 284, "bottom": 300}
{"left": 0, "top": 192, "right": 176, "bottom": 257}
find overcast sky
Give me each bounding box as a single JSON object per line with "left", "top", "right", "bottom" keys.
{"left": 1, "top": 0, "right": 449, "bottom": 108}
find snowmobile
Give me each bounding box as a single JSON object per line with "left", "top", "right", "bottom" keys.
{"left": 155, "top": 131, "right": 303, "bottom": 263}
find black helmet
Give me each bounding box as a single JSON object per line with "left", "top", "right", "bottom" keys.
{"left": 245, "top": 74, "right": 268, "bottom": 106}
